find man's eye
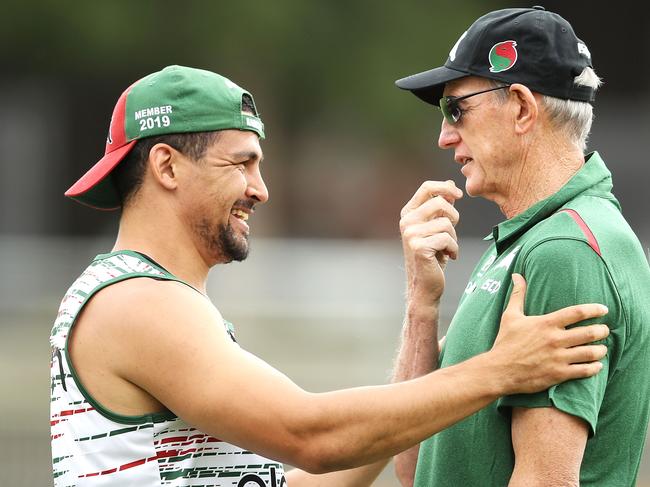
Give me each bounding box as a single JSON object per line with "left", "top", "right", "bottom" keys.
{"left": 452, "top": 105, "right": 469, "bottom": 124}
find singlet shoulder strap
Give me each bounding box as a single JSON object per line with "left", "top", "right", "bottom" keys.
{"left": 95, "top": 249, "right": 205, "bottom": 296}
{"left": 104, "top": 250, "right": 238, "bottom": 343}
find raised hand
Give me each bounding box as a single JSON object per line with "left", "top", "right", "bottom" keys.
{"left": 399, "top": 180, "right": 463, "bottom": 303}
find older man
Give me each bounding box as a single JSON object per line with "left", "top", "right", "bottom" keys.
{"left": 51, "top": 65, "right": 610, "bottom": 487}
{"left": 395, "top": 6, "right": 650, "bottom": 487}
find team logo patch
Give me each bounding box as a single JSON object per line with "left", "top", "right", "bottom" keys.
{"left": 489, "top": 40, "right": 518, "bottom": 73}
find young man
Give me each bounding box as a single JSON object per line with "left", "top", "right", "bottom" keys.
{"left": 395, "top": 6, "right": 650, "bottom": 487}
{"left": 51, "top": 64, "right": 609, "bottom": 486}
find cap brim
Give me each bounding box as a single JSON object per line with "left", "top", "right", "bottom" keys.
{"left": 64, "top": 140, "right": 137, "bottom": 210}
{"left": 395, "top": 65, "right": 469, "bottom": 105}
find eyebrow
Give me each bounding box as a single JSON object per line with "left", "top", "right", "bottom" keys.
{"left": 231, "top": 151, "right": 263, "bottom": 162}
{"left": 445, "top": 90, "right": 469, "bottom": 99}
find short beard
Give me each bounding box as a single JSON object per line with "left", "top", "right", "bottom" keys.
{"left": 195, "top": 219, "right": 249, "bottom": 263}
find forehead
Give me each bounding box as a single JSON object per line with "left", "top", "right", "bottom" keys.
{"left": 444, "top": 76, "right": 492, "bottom": 97}
{"left": 206, "top": 129, "right": 263, "bottom": 158}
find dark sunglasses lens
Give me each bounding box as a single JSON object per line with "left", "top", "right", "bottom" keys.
{"left": 440, "top": 97, "right": 460, "bottom": 124}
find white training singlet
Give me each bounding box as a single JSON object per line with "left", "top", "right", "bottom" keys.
{"left": 50, "top": 250, "right": 286, "bottom": 486}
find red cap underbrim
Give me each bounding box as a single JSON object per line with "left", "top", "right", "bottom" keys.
{"left": 64, "top": 140, "right": 137, "bottom": 210}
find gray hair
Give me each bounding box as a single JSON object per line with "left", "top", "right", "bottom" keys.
{"left": 489, "top": 68, "right": 602, "bottom": 152}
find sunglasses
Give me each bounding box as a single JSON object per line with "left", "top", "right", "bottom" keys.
{"left": 439, "top": 85, "right": 511, "bottom": 125}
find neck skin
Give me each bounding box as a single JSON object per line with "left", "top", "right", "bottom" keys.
{"left": 495, "top": 133, "right": 585, "bottom": 220}
{"left": 112, "top": 195, "right": 212, "bottom": 294}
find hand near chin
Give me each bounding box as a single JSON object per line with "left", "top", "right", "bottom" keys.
{"left": 399, "top": 180, "right": 463, "bottom": 304}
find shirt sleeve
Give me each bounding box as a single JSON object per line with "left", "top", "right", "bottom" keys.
{"left": 497, "top": 237, "right": 624, "bottom": 436}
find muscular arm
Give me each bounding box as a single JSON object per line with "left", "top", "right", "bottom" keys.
{"left": 72, "top": 274, "right": 606, "bottom": 475}
{"left": 287, "top": 182, "right": 458, "bottom": 484}
{"left": 285, "top": 461, "right": 388, "bottom": 487}
{"left": 284, "top": 312, "right": 446, "bottom": 487}
{"left": 282, "top": 308, "right": 443, "bottom": 487}
{"left": 509, "top": 407, "right": 588, "bottom": 487}
{"left": 124, "top": 279, "right": 504, "bottom": 473}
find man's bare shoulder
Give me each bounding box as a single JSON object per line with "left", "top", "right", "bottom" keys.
{"left": 83, "top": 276, "right": 223, "bottom": 332}
{"left": 69, "top": 275, "right": 238, "bottom": 419}
{"left": 73, "top": 276, "right": 231, "bottom": 380}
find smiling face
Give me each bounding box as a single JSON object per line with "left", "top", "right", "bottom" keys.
{"left": 177, "top": 129, "right": 268, "bottom": 265}
{"left": 437, "top": 77, "right": 520, "bottom": 203}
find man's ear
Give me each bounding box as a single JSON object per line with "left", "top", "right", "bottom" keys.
{"left": 509, "top": 84, "right": 538, "bottom": 135}
{"left": 147, "top": 143, "right": 178, "bottom": 191}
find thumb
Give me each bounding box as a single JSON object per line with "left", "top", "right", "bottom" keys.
{"left": 505, "top": 273, "right": 527, "bottom": 315}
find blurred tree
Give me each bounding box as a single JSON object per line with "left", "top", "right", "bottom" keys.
{"left": 1, "top": 1, "right": 647, "bottom": 238}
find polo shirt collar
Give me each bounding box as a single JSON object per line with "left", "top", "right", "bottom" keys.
{"left": 484, "top": 152, "right": 617, "bottom": 254}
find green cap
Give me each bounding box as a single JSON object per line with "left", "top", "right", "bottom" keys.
{"left": 65, "top": 65, "right": 265, "bottom": 210}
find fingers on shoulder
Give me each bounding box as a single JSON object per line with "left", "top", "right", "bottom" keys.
{"left": 545, "top": 303, "right": 609, "bottom": 329}
{"left": 561, "top": 324, "right": 610, "bottom": 349}
{"left": 564, "top": 343, "right": 608, "bottom": 364}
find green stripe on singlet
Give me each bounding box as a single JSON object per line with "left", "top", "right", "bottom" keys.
{"left": 51, "top": 320, "right": 73, "bottom": 336}
{"left": 52, "top": 469, "right": 69, "bottom": 479}
{"left": 105, "top": 258, "right": 129, "bottom": 274}
{"left": 217, "top": 472, "right": 241, "bottom": 478}
{"left": 52, "top": 455, "right": 72, "bottom": 464}
{"left": 76, "top": 423, "right": 153, "bottom": 441}
{"left": 166, "top": 452, "right": 196, "bottom": 463}
{"left": 161, "top": 470, "right": 190, "bottom": 480}
{"left": 109, "top": 425, "right": 141, "bottom": 436}
{"left": 50, "top": 391, "right": 79, "bottom": 403}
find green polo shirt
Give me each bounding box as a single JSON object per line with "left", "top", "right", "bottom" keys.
{"left": 414, "top": 152, "right": 650, "bottom": 486}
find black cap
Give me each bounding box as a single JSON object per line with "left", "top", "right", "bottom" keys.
{"left": 395, "top": 6, "right": 595, "bottom": 105}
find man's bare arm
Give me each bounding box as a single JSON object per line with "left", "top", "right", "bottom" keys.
{"left": 69, "top": 175, "right": 608, "bottom": 480}
{"left": 283, "top": 320, "right": 445, "bottom": 487}
{"left": 80, "top": 269, "right": 605, "bottom": 477}
{"left": 285, "top": 460, "right": 388, "bottom": 487}
{"left": 286, "top": 181, "right": 459, "bottom": 485}
{"left": 509, "top": 407, "right": 588, "bottom": 487}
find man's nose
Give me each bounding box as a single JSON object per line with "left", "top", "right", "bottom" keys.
{"left": 246, "top": 167, "right": 269, "bottom": 203}
{"left": 438, "top": 119, "right": 461, "bottom": 149}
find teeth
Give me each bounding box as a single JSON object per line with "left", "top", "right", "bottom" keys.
{"left": 231, "top": 209, "right": 249, "bottom": 221}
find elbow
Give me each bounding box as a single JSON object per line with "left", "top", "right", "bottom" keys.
{"left": 279, "top": 395, "right": 354, "bottom": 474}
{"left": 394, "top": 460, "right": 415, "bottom": 487}
{"left": 393, "top": 450, "right": 417, "bottom": 487}
{"left": 286, "top": 443, "right": 327, "bottom": 474}
{"left": 287, "top": 438, "right": 352, "bottom": 474}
